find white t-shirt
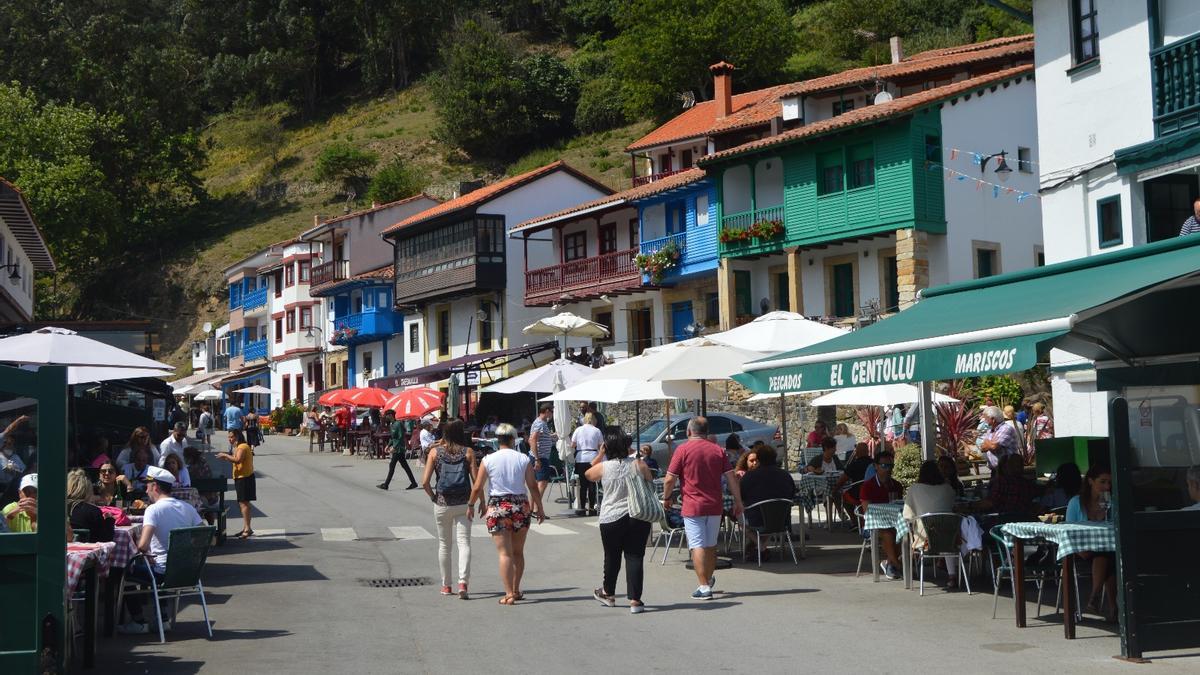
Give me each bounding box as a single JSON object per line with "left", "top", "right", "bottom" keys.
{"left": 116, "top": 445, "right": 161, "bottom": 470}
{"left": 571, "top": 424, "right": 603, "bottom": 463}
{"left": 159, "top": 436, "right": 189, "bottom": 466}
{"left": 482, "top": 448, "right": 531, "bottom": 496}
{"left": 144, "top": 496, "right": 203, "bottom": 573}
{"left": 198, "top": 412, "right": 213, "bottom": 435}
{"left": 420, "top": 429, "right": 436, "bottom": 450}
{"left": 834, "top": 434, "right": 856, "bottom": 456}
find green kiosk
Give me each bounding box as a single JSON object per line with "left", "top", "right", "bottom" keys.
{"left": 0, "top": 365, "right": 68, "bottom": 672}
{"left": 735, "top": 235, "right": 1200, "bottom": 660}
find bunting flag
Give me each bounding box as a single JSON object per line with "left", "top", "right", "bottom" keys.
{"left": 926, "top": 160, "right": 1039, "bottom": 204}
{"left": 950, "top": 148, "right": 958, "bottom": 160}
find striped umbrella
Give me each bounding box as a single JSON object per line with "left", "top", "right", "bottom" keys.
{"left": 347, "top": 386, "right": 392, "bottom": 408}
{"left": 318, "top": 388, "right": 354, "bottom": 406}
{"left": 383, "top": 387, "right": 445, "bottom": 419}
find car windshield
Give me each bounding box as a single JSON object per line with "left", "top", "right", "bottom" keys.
{"left": 636, "top": 420, "right": 668, "bottom": 444}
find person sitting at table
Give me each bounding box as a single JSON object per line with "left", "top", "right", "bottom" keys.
{"left": 2, "top": 473, "right": 37, "bottom": 532}
{"left": 67, "top": 468, "right": 114, "bottom": 543}
{"left": 984, "top": 454, "right": 1039, "bottom": 516}
{"left": 1184, "top": 465, "right": 1200, "bottom": 511}
{"left": 118, "top": 465, "right": 203, "bottom": 635}
{"left": 832, "top": 423, "right": 856, "bottom": 458}
{"left": 162, "top": 453, "right": 192, "bottom": 488}
{"left": 1039, "top": 462, "right": 1081, "bottom": 510}
{"left": 937, "top": 455, "right": 966, "bottom": 498}
{"left": 120, "top": 445, "right": 155, "bottom": 487}
{"left": 183, "top": 446, "right": 218, "bottom": 515}
{"left": 93, "top": 461, "right": 123, "bottom": 506}
{"left": 806, "top": 437, "right": 845, "bottom": 475}
{"left": 837, "top": 442, "right": 874, "bottom": 509}
{"left": 805, "top": 420, "right": 829, "bottom": 449}
{"left": 1066, "top": 463, "right": 1116, "bottom": 622}
{"left": 639, "top": 444, "right": 659, "bottom": 474}
{"left": 738, "top": 445, "right": 795, "bottom": 561}
{"left": 115, "top": 426, "right": 160, "bottom": 471}
{"left": 903, "top": 460, "right": 956, "bottom": 552}
{"left": 734, "top": 447, "right": 759, "bottom": 478}
{"left": 724, "top": 433, "right": 745, "bottom": 466}
{"left": 860, "top": 451, "right": 904, "bottom": 580}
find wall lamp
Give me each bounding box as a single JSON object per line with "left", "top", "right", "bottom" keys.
{"left": 980, "top": 151, "right": 1013, "bottom": 182}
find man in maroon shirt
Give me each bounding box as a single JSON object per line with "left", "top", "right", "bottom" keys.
{"left": 860, "top": 450, "right": 904, "bottom": 579}
{"left": 663, "top": 416, "right": 743, "bottom": 600}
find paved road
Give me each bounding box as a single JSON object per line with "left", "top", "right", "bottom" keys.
{"left": 95, "top": 434, "right": 1197, "bottom": 674}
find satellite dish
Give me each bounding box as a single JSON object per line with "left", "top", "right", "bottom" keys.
{"left": 874, "top": 91, "right": 894, "bottom": 105}
{"left": 202, "top": 322, "right": 213, "bottom": 333}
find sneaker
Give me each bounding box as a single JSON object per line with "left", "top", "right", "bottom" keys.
{"left": 593, "top": 588, "right": 616, "bottom": 607}
{"left": 458, "top": 583, "right": 469, "bottom": 600}
{"left": 116, "top": 620, "right": 148, "bottom": 635}
{"left": 880, "top": 562, "right": 899, "bottom": 580}
{"left": 708, "top": 574, "right": 716, "bottom": 590}
{"left": 440, "top": 585, "right": 453, "bottom": 596}
{"left": 629, "top": 602, "right": 645, "bottom": 614}
{"left": 691, "top": 586, "right": 713, "bottom": 600}
{"left": 376, "top": 483, "right": 389, "bottom": 490}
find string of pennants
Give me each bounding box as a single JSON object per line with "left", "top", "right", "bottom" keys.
{"left": 923, "top": 158, "right": 1039, "bottom": 204}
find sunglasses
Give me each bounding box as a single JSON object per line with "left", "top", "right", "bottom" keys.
{"left": 99, "top": 468, "right": 115, "bottom": 474}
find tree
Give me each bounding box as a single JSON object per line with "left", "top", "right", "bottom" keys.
{"left": 315, "top": 143, "right": 378, "bottom": 205}
{"left": 609, "top": 0, "right": 795, "bottom": 120}
{"left": 575, "top": 77, "right": 628, "bottom": 133}
{"left": 367, "top": 159, "right": 425, "bottom": 204}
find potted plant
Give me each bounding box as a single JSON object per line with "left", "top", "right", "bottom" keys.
{"left": 282, "top": 402, "right": 304, "bottom": 434}
{"left": 634, "top": 241, "right": 681, "bottom": 284}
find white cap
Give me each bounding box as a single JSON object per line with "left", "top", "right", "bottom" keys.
{"left": 143, "top": 465, "right": 174, "bottom": 484}
{"left": 19, "top": 473, "right": 37, "bottom": 492}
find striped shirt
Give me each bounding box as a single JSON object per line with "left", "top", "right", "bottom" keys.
{"left": 1182, "top": 216, "right": 1200, "bottom": 236}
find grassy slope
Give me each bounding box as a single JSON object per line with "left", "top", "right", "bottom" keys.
{"left": 160, "top": 84, "right": 653, "bottom": 371}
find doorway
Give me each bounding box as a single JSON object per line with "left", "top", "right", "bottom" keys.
{"left": 1144, "top": 173, "right": 1198, "bottom": 243}
{"left": 628, "top": 306, "right": 653, "bottom": 356}
{"left": 671, "top": 301, "right": 694, "bottom": 342}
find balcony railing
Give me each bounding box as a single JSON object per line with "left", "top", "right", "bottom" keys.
{"left": 330, "top": 308, "right": 400, "bottom": 346}
{"left": 632, "top": 168, "right": 689, "bottom": 187}
{"left": 1153, "top": 32, "right": 1200, "bottom": 136}
{"left": 243, "top": 338, "right": 268, "bottom": 362}
{"left": 639, "top": 231, "right": 687, "bottom": 257}
{"left": 525, "top": 247, "right": 642, "bottom": 305}
{"left": 242, "top": 286, "right": 268, "bottom": 312}
{"left": 311, "top": 259, "right": 350, "bottom": 287}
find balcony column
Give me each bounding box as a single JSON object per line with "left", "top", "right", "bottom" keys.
{"left": 896, "top": 228, "right": 929, "bottom": 310}
{"left": 717, "top": 258, "right": 737, "bottom": 331}
{"left": 749, "top": 162, "right": 757, "bottom": 215}
{"left": 785, "top": 247, "right": 804, "bottom": 315}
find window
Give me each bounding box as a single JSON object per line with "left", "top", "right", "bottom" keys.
{"left": 409, "top": 323, "right": 420, "bottom": 353}
{"left": 629, "top": 219, "right": 638, "bottom": 249}
{"left": 1097, "top": 195, "right": 1122, "bottom": 248}
{"left": 563, "top": 231, "right": 587, "bottom": 261}
{"left": 1071, "top": 0, "right": 1099, "bottom": 65}
{"left": 598, "top": 224, "right": 617, "bottom": 254}
{"left": 924, "top": 135, "right": 941, "bottom": 163}
{"left": 285, "top": 263, "right": 295, "bottom": 286}
{"left": 1143, "top": 174, "right": 1197, "bottom": 243}
{"left": 973, "top": 242, "right": 1001, "bottom": 278}
{"left": 704, "top": 292, "right": 720, "bottom": 327}
{"left": 818, "top": 150, "right": 844, "bottom": 195}
{"left": 659, "top": 154, "right": 672, "bottom": 173}
{"left": 298, "top": 259, "right": 310, "bottom": 282}
{"left": 300, "top": 306, "right": 313, "bottom": 330}
{"left": 329, "top": 362, "right": 339, "bottom": 387}
{"left": 734, "top": 270, "right": 752, "bottom": 317}
{"left": 882, "top": 255, "right": 900, "bottom": 313}
{"left": 478, "top": 302, "right": 492, "bottom": 351}
{"left": 592, "top": 310, "right": 613, "bottom": 346}
{"left": 274, "top": 318, "right": 283, "bottom": 343}
{"left": 832, "top": 99, "right": 855, "bottom": 116}
{"left": 831, "top": 262, "right": 855, "bottom": 317}
{"left": 666, "top": 201, "right": 685, "bottom": 234}
{"left": 286, "top": 310, "right": 296, "bottom": 333}
{"left": 1017, "top": 147, "right": 1033, "bottom": 173}
{"left": 362, "top": 351, "right": 373, "bottom": 379}
{"left": 848, "top": 143, "right": 875, "bottom": 189}
{"left": 696, "top": 194, "right": 709, "bottom": 226}
{"left": 273, "top": 270, "right": 283, "bottom": 297}
{"left": 437, "top": 308, "right": 450, "bottom": 357}
{"left": 296, "top": 375, "right": 304, "bottom": 402}
{"left": 707, "top": 416, "right": 735, "bottom": 435}
{"left": 681, "top": 148, "right": 693, "bottom": 169}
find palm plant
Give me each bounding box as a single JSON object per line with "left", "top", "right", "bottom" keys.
{"left": 935, "top": 380, "right": 980, "bottom": 458}
{"left": 855, "top": 406, "right": 881, "bottom": 440}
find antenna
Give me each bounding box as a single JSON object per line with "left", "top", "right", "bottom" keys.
{"left": 677, "top": 91, "right": 696, "bottom": 109}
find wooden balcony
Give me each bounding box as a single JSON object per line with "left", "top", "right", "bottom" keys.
{"left": 632, "top": 168, "right": 689, "bottom": 187}
{"left": 718, "top": 204, "right": 786, "bottom": 256}
{"left": 310, "top": 259, "right": 349, "bottom": 288}
{"left": 524, "top": 247, "right": 643, "bottom": 306}
{"left": 1153, "top": 32, "right": 1200, "bottom": 136}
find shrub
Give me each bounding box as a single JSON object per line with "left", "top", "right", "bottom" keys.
{"left": 892, "top": 442, "right": 923, "bottom": 488}
{"left": 314, "top": 142, "right": 377, "bottom": 198}
{"left": 367, "top": 160, "right": 424, "bottom": 204}
{"left": 575, "top": 77, "right": 627, "bottom": 133}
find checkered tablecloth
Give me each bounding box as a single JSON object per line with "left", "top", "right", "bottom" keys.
{"left": 999, "top": 521, "right": 1116, "bottom": 560}
{"left": 65, "top": 542, "right": 117, "bottom": 595}
{"left": 111, "top": 525, "right": 141, "bottom": 570}
{"left": 864, "top": 502, "right": 910, "bottom": 540}
{"left": 793, "top": 472, "right": 840, "bottom": 511}
{"left": 173, "top": 487, "right": 206, "bottom": 512}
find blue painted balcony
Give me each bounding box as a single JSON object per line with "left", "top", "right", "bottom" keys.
{"left": 242, "top": 286, "right": 268, "bottom": 313}
{"left": 243, "top": 338, "right": 268, "bottom": 362}
{"left": 640, "top": 227, "right": 718, "bottom": 282}
{"left": 331, "top": 308, "right": 400, "bottom": 346}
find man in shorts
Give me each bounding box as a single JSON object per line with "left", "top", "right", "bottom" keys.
{"left": 529, "top": 405, "right": 557, "bottom": 497}
{"left": 662, "top": 416, "right": 743, "bottom": 600}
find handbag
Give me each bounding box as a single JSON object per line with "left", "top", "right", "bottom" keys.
{"left": 624, "top": 459, "right": 666, "bottom": 525}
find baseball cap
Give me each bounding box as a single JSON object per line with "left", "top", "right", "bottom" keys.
{"left": 19, "top": 473, "right": 37, "bottom": 492}
{"left": 143, "top": 465, "right": 175, "bottom": 484}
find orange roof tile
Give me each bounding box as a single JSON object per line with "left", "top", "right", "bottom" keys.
{"left": 511, "top": 168, "right": 708, "bottom": 234}
{"left": 316, "top": 192, "right": 440, "bottom": 229}
{"left": 625, "top": 87, "right": 784, "bottom": 152}
{"left": 352, "top": 264, "right": 394, "bottom": 281}
{"left": 381, "top": 161, "right": 612, "bottom": 237}
{"left": 699, "top": 65, "right": 1034, "bottom": 164}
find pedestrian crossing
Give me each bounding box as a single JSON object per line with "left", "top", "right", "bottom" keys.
{"left": 315, "top": 520, "right": 595, "bottom": 542}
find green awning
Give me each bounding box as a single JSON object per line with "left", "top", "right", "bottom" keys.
{"left": 1114, "top": 127, "right": 1200, "bottom": 176}
{"left": 734, "top": 234, "right": 1200, "bottom": 393}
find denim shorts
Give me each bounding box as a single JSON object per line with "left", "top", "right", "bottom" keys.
{"left": 683, "top": 515, "right": 722, "bottom": 550}
{"left": 534, "top": 457, "right": 552, "bottom": 482}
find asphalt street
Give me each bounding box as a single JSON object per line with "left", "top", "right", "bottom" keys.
{"left": 94, "top": 433, "right": 1199, "bottom": 674}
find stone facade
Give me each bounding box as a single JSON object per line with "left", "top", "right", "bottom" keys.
{"left": 659, "top": 275, "right": 719, "bottom": 332}
{"left": 895, "top": 227, "right": 929, "bottom": 309}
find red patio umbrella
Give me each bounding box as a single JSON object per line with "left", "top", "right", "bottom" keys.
{"left": 318, "top": 388, "right": 354, "bottom": 406}
{"left": 383, "top": 387, "right": 445, "bottom": 419}
{"left": 347, "top": 386, "right": 392, "bottom": 409}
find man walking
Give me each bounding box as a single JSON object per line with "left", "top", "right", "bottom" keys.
{"left": 662, "top": 417, "right": 743, "bottom": 600}
{"left": 378, "top": 410, "right": 418, "bottom": 490}
{"left": 529, "top": 405, "right": 557, "bottom": 498}
{"left": 158, "top": 422, "right": 191, "bottom": 467}
{"left": 223, "top": 397, "right": 244, "bottom": 435}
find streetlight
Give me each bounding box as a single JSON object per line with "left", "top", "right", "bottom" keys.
{"left": 980, "top": 150, "right": 1013, "bottom": 182}
{"left": 306, "top": 324, "right": 326, "bottom": 402}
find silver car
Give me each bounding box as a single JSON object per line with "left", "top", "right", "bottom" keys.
{"left": 634, "top": 411, "right": 783, "bottom": 469}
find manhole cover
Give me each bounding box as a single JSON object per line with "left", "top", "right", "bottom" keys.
{"left": 359, "top": 577, "right": 433, "bottom": 588}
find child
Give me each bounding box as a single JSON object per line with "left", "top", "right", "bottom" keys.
{"left": 639, "top": 444, "right": 659, "bottom": 473}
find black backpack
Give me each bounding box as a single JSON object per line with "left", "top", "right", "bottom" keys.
{"left": 436, "top": 448, "right": 470, "bottom": 497}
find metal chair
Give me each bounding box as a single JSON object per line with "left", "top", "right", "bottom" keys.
{"left": 650, "top": 517, "right": 688, "bottom": 565}
{"left": 117, "top": 525, "right": 217, "bottom": 643}
{"left": 914, "top": 513, "right": 971, "bottom": 595}
{"left": 741, "top": 499, "right": 800, "bottom": 567}
{"left": 854, "top": 504, "right": 872, "bottom": 576}
{"left": 988, "top": 524, "right": 1054, "bottom": 619}
{"left": 800, "top": 447, "right": 823, "bottom": 467}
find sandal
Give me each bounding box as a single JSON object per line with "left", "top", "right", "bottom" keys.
{"left": 498, "top": 595, "right": 514, "bottom": 605}
{"left": 512, "top": 592, "right": 525, "bottom": 601}
{"left": 236, "top": 530, "right": 254, "bottom": 539}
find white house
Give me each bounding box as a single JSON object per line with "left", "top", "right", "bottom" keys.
{"left": 256, "top": 238, "right": 324, "bottom": 408}
{"left": 0, "top": 179, "right": 55, "bottom": 322}
{"left": 1032, "top": 0, "right": 1200, "bottom": 435}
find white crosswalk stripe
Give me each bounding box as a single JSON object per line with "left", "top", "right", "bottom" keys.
{"left": 315, "top": 523, "right": 594, "bottom": 543}
{"left": 530, "top": 523, "right": 575, "bottom": 535}
{"left": 321, "top": 527, "right": 358, "bottom": 541}
{"left": 388, "top": 526, "right": 434, "bottom": 540}
{"left": 254, "top": 529, "right": 288, "bottom": 538}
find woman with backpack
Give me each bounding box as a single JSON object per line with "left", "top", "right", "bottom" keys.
{"left": 421, "top": 419, "right": 477, "bottom": 599}
{"left": 583, "top": 430, "right": 655, "bottom": 613}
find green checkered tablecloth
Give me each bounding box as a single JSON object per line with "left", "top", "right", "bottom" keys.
{"left": 999, "top": 522, "right": 1116, "bottom": 560}
{"left": 864, "top": 502, "right": 910, "bottom": 540}
{"left": 792, "top": 472, "right": 840, "bottom": 511}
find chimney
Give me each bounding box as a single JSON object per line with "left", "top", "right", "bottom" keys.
{"left": 890, "top": 36, "right": 904, "bottom": 64}
{"left": 709, "top": 61, "right": 735, "bottom": 118}
{"left": 454, "top": 180, "right": 484, "bottom": 199}
{"left": 313, "top": 214, "right": 322, "bottom": 227}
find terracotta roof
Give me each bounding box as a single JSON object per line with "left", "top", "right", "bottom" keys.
{"left": 777, "top": 35, "right": 1033, "bottom": 97}
{"left": 699, "top": 65, "right": 1034, "bottom": 164}
{"left": 511, "top": 168, "right": 708, "bottom": 234}
{"left": 381, "top": 161, "right": 612, "bottom": 237}
{"left": 315, "top": 193, "right": 440, "bottom": 229}
{"left": 0, "top": 178, "right": 55, "bottom": 272}
{"left": 625, "top": 87, "right": 784, "bottom": 152}
{"left": 353, "top": 264, "right": 394, "bottom": 281}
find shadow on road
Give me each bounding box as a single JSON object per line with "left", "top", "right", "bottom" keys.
{"left": 202, "top": 562, "right": 328, "bottom": 587}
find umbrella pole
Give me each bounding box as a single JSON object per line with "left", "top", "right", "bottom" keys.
{"left": 665, "top": 400, "right": 671, "bottom": 456}
{"left": 700, "top": 379, "right": 707, "bottom": 417}
{"left": 779, "top": 393, "right": 787, "bottom": 470}
{"left": 634, "top": 400, "right": 640, "bottom": 445}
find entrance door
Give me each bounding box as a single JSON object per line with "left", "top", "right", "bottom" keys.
{"left": 282, "top": 376, "right": 291, "bottom": 406}
{"left": 629, "top": 307, "right": 653, "bottom": 356}
{"left": 671, "top": 301, "right": 694, "bottom": 342}
{"left": 1144, "top": 174, "right": 1198, "bottom": 243}
{"left": 833, "top": 263, "right": 855, "bottom": 317}
{"left": 734, "top": 270, "right": 752, "bottom": 318}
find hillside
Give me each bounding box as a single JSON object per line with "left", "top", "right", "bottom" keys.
{"left": 161, "top": 85, "right": 653, "bottom": 371}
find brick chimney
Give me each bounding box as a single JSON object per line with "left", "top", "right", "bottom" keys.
{"left": 709, "top": 61, "right": 736, "bottom": 118}
{"left": 890, "top": 36, "right": 904, "bottom": 64}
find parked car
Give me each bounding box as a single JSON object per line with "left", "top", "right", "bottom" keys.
{"left": 634, "top": 411, "right": 782, "bottom": 469}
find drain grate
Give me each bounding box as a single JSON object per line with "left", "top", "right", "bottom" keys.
{"left": 359, "top": 577, "right": 433, "bottom": 588}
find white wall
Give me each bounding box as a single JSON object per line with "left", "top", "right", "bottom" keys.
{"left": 642, "top": 203, "right": 666, "bottom": 241}
{"left": 1161, "top": 0, "right": 1200, "bottom": 47}
{"left": 723, "top": 166, "right": 752, "bottom": 213}
{"left": 336, "top": 196, "right": 438, "bottom": 276}
{"left": 754, "top": 157, "right": 784, "bottom": 208}
{"left": 0, "top": 217, "right": 36, "bottom": 320}
{"left": 553, "top": 290, "right": 663, "bottom": 360}
{"left": 940, "top": 75, "right": 1043, "bottom": 280}
{"left": 354, "top": 335, "right": 405, "bottom": 386}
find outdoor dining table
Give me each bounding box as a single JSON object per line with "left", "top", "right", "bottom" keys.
{"left": 1000, "top": 521, "right": 1117, "bottom": 639}
{"left": 793, "top": 472, "right": 842, "bottom": 531}
{"left": 864, "top": 502, "right": 914, "bottom": 587}
{"left": 66, "top": 541, "right": 119, "bottom": 668}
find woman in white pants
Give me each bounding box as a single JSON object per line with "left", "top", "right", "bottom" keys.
{"left": 421, "top": 419, "right": 479, "bottom": 599}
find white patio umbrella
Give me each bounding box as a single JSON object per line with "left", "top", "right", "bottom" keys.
{"left": 0, "top": 326, "right": 172, "bottom": 371}
{"left": 233, "top": 385, "right": 273, "bottom": 395}
{"left": 539, "top": 378, "right": 719, "bottom": 403}
{"left": 480, "top": 358, "right": 596, "bottom": 394}
{"left": 522, "top": 312, "right": 611, "bottom": 339}
{"left": 193, "top": 388, "right": 223, "bottom": 401}
{"left": 809, "top": 383, "right": 959, "bottom": 407}
{"left": 706, "top": 311, "right": 847, "bottom": 353}
{"left": 551, "top": 364, "right": 576, "bottom": 510}
{"left": 66, "top": 366, "right": 174, "bottom": 385}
